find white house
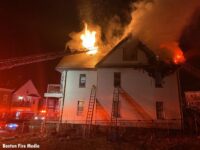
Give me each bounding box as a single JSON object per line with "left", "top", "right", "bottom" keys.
{"left": 56, "top": 37, "right": 182, "bottom": 129}
{"left": 11, "top": 80, "right": 41, "bottom": 118}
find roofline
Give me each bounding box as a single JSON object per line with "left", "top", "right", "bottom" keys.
{"left": 96, "top": 36, "right": 157, "bottom": 67}
{"left": 56, "top": 67, "right": 97, "bottom": 71}
{"left": 95, "top": 36, "right": 130, "bottom": 67}
{"left": 56, "top": 36, "right": 157, "bottom": 70}
{"left": 13, "top": 80, "right": 41, "bottom": 97}
{"left": 97, "top": 63, "right": 149, "bottom": 68}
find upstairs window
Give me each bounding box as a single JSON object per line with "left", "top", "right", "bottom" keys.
{"left": 79, "top": 74, "right": 86, "bottom": 88}
{"left": 114, "top": 72, "right": 121, "bottom": 87}
{"left": 155, "top": 72, "right": 163, "bottom": 88}
{"left": 156, "top": 101, "right": 164, "bottom": 120}
{"left": 77, "top": 101, "right": 84, "bottom": 116}
{"left": 123, "top": 48, "right": 138, "bottom": 61}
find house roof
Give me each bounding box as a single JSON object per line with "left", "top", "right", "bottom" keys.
{"left": 56, "top": 51, "right": 108, "bottom": 70}
{"left": 13, "top": 80, "right": 41, "bottom": 97}
{"left": 56, "top": 36, "right": 156, "bottom": 70}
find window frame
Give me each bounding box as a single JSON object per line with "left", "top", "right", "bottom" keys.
{"left": 114, "top": 72, "right": 121, "bottom": 87}
{"left": 77, "top": 101, "right": 84, "bottom": 116}
{"left": 155, "top": 72, "right": 163, "bottom": 88}
{"left": 79, "top": 74, "right": 86, "bottom": 88}
{"left": 156, "top": 101, "right": 165, "bottom": 120}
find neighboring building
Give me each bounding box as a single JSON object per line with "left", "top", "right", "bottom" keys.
{"left": 0, "top": 88, "right": 13, "bottom": 120}
{"left": 56, "top": 37, "right": 182, "bottom": 129}
{"left": 185, "top": 91, "right": 200, "bottom": 109}
{"left": 0, "top": 80, "right": 41, "bottom": 120}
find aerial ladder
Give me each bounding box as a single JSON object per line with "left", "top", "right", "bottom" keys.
{"left": 0, "top": 50, "right": 89, "bottom": 71}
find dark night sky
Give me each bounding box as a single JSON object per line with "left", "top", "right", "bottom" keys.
{"left": 0, "top": 0, "right": 132, "bottom": 94}
{"left": 0, "top": 0, "right": 199, "bottom": 95}
{"left": 0, "top": 0, "right": 80, "bottom": 94}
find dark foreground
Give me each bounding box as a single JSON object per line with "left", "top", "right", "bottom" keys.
{"left": 1, "top": 133, "right": 200, "bottom": 150}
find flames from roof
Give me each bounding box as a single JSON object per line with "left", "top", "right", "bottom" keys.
{"left": 80, "top": 23, "right": 98, "bottom": 55}
{"left": 66, "top": 0, "right": 200, "bottom": 64}
{"left": 123, "top": 0, "right": 200, "bottom": 64}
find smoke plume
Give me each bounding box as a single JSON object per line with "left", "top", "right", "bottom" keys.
{"left": 125, "top": 0, "right": 200, "bottom": 62}
{"left": 66, "top": 0, "right": 200, "bottom": 63}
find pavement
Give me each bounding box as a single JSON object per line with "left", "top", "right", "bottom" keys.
{"left": 0, "top": 129, "right": 16, "bottom": 141}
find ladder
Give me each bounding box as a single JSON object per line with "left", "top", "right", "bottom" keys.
{"left": 111, "top": 87, "right": 120, "bottom": 127}
{"left": 85, "top": 85, "right": 97, "bottom": 136}
{"left": 108, "top": 87, "right": 120, "bottom": 141}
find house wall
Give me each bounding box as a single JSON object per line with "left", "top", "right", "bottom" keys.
{"left": 101, "top": 41, "right": 148, "bottom": 66}
{"left": 11, "top": 80, "right": 41, "bottom": 115}
{"left": 62, "top": 70, "right": 97, "bottom": 124}
{"left": 61, "top": 68, "right": 181, "bottom": 129}
{"left": 0, "top": 89, "right": 13, "bottom": 118}
{"left": 96, "top": 68, "right": 181, "bottom": 128}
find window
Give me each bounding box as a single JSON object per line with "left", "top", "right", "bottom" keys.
{"left": 156, "top": 101, "right": 164, "bottom": 120}
{"left": 155, "top": 72, "right": 163, "bottom": 88}
{"left": 114, "top": 72, "right": 121, "bottom": 87}
{"left": 77, "top": 101, "right": 84, "bottom": 116}
{"left": 123, "top": 48, "right": 138, "bottom": 61}
{"left": 79, "top": 74, "right": 86, "bottom": 88}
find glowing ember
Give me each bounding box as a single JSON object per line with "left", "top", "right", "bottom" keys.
{"left": 173, "top": 51, "right": 185, "bottom": 64}
{"left": 80, "top": 23, "right": 98, "bottom": 55}
{"left": 160, "top": 42, "right": 185, "bottom": 64}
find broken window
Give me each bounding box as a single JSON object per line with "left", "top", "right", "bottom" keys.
{"left": 156, "top": 101, "right": 164, "bottom": 120}
{"left": 77, "top": 101, "right": 84, "bottom": 116}
{"left": 79, "top": 74, "right": 86, "bottom": 88}
{"left": 123, "top": 48, "right": 138, "bottom": 61}
{"left": 114, "top": 72, "right": 121, "bottom": 87}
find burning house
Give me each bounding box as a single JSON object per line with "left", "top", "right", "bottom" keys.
{"left": 55, "top": 35, "right": 182, "bottom": 129}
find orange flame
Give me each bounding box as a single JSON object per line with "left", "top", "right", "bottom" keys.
{"left": 173, "top": 51, "right": 185, "bottom": 64}
{"left": 160, "top": 42, "right": 185, "bottom": 64}
{"left": 80, "top": 23, "right": 98, "bottom": 55}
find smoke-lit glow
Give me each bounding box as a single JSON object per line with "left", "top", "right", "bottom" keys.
{"left": 80, "top": 23, "right": 98, "bottom": 55}
{"left": 173, "top": 52, "right": 185, "bottom": 64}
{"left": 160, "top": 42, "right": 185, "bottom": 64}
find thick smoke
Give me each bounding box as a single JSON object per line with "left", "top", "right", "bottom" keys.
{"left": 125, "top": 0, "right": 200, "bottom": 61}
{"left": 66, "top": 0, "right": 200, "bottom": 62}
{"left": 66, "top": 0, "right": 126, "bottom": 53}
